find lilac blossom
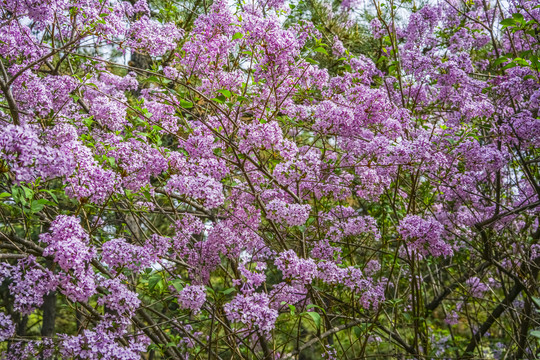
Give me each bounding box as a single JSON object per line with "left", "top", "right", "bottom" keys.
{"left": 175, "top": 284, "right": 207, "bottom": 313}
{"left": 398, "top": 215, "right": 453, "bottom": 258}
{"left": 224, "top": 292, "right": 278, "bottom": 334}
{"left": 0, "top": 313, "right": 15, "bottom": 342}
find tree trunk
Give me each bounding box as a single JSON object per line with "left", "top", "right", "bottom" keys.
{"left": 40, "top": 291, "right": 56, "bottom": 360}
{"left": 41, "top": 291, "right": 57, "bottom": 337}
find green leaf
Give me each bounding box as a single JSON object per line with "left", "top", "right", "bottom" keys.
{"left": 212, "top": 95, "right": 226, "bottom": 104}
{"left": 500, "top": 18, "right": 517, "bottom": 26}
{"left": 288, "top": 304, "right": 296, "bottom": 316}
{"left": 145, "top": 75, "right": 161, "bottom": 83}
{"left": 305, "top": 58, "right": 319, "bottom": 65}
{"left": 531, "top": 330, "right": 540, "bottom": 338}
{"left": 512, "top": 12, "right": 525, "bottom": 24}
{"left": 180, "top": 100, "right": 193, "bottom": 109}
{"left": 0, "top": 192, "right": 10, "bottom": 199}
{"left": 305, "top": 311, "right": 321, "bottom": 328}
{"left": 83, "top": 117, "right": 94, "bottom": 127}
{"left": 314, "top": 46, "right": 328, "bottom": 55}
{"left": 11, "top": 187, "right": 23, "bottom": 205}
{"left": 220, "top": 287, "right": 236, "bottom": 295}
{"left": 148, "top": 274, "right": 162, "bottom": 291}
{"left": 30, "top": 201, "right": 45, "bottom": 213}
{"left": 170, "top": 279, "right": 183, "bottom": 292}
{"left": 515, "top": 58, "right": 529, "bottom": 67}
{"left": 306, "top": 304, "right": 326, "bottom": 314}
{"left": 232, "top": 32, "right": 243, "bottom": 40}
{"left": 217, "top": 89, "right": 232, "bottom": 98}
{"left": 143, "top": 189, "right": 152, "bottom": 202}
{"left": 42, "top": 190, "right": 58, "bottom": 203}
{"left": 503, "top": 62, "right": 518, "bottom": 70}
{"left": 530, "top": 55, "right": 540, "bottom": 70}
{"left": 494, "top": 56, "right": 508, "bottom": 66}
{"left": 21, "top": 186, "right": 34, "bottom": 200}
{"left": 36, "top": 199, "right": 55, "bottom": 206}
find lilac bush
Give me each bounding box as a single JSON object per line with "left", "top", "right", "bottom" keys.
{"left": 0, "top": 0, "right": 539, "bottom": 358}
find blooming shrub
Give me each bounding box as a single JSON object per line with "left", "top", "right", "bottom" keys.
{"left": 0, "top": 0, "right": 539, "bottom": 358}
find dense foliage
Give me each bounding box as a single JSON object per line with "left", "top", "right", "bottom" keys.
{"left": 0, "top": 0, "right": 539, "bottom": 358}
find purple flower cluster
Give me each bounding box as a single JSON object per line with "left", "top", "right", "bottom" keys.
{"left": 275, "top": 250, "right": 318, "bottom": 284}
{"left": 266, "top": 199, "right": 311, "bottom": 226}
{"left": 60, "top": 318, "right": 149, "bottom": 360}
{"left": 465, "top": 277, "right": 489, "bottom": 298}
{"left": 175, "top": 284, "right": 207, "bottom": 313}
{"left": 101, "top": 238, "right": 157, "bottom": 273}
{"left": 127, "top": 16, "right": 184, "bottom": 56}
{"left": 224, "top": 292, "right": 278, "bottom": 334}
{"left": 275, "top": 250, "right": 385, "bottom": 309}
{"left": 0, "top": 125, "right": 72, "bottom": 183}
{"left": 398, "top": 215, "right": 453, "bottom": 258}
{"left": 238, "top": 261, "right": 267, "bottom": 289}
{"left": 96, "top": 133, "right": 168, "bottom": 191}
{"left": 531, "top": 244, "right": 540, "bottom": 261}
{"left": 40, "top": 215, "right": 97, "bottom": 301}
{"left": 98, "top": 277, "right": 141, "bottom": 318}
{"left": 63, "top": 141, "right": 118, "bottom": 204}
{"left": 2, "top": 338, "right": 55, "bottom": 360}
{"left": 0, "top": 22, "right": 45, "bottom": 64}
{"left": 444, "top": 310, "right": 459, "bottom": 326}
{"left": 166, "top": 174, "right": 224, "bottom": 209}
{"left": 0, "top": 313, "right": 15, "bottom": 342}
{"left": 0, "top": 256, "right": 58, "bottom": 315}
{"left": 268, "top": 282, "right": 307, "bottom": 310}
